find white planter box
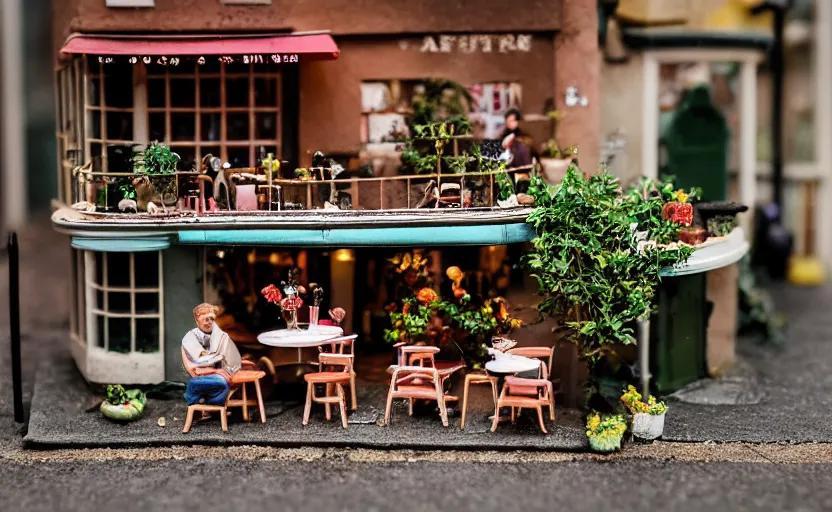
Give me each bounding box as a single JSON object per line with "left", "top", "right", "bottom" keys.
{"left": 632, "top": 412, "right": 666, "bottom": 440}
{"left": 539, "top": 158, "right": 572, "bottom": 184}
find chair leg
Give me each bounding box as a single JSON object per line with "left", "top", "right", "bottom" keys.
{"left": 324, "top": 383, "right": 333, "bottom": 421}
{"left": 408, "top": 398, "right": 414, "bottom": 417}
{"left": 511, "top": 407, "right": 516, "bottom": 424}
{"left": 490, "top": 379, "right": 499, "bottom": 421}
{"left": 460, "top": 376, "right": 471, "bottom": 430}
{"left": 548, "top": 399, "right": 556, "bottom": 422}
{"left": 383, "top": 386, "right": 395, "bottom": 426}
{"left": 220, "top": 407, "right": 228, "bottom": 432}
{"left": 536, "top": 405, "right": 548, "bottom": 434}
{"left": 242, "top": 383, "right": 249, "bottom": 422}
{"left": 303, "top": 382, "right": 313, "bottom": 425}
{"left": 350, "top": 373, "right": 358, "bottom": 411}
{"left": 490, "top": 402, "right": 500, "bottom": 432}
{"left": 255, "top": 380, "right": 266, "bottom": 423}
{"left": 337, "top": 384, "right": 348, "bottom": 429}
{"left": 183, "top": 406, "right": 195, "bottom": 433}
{"left": 435, "top": 380, "right": 449, "bottom": 427}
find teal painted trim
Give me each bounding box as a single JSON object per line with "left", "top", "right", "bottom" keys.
{"left": 178, "top": 223, "right": 535, "bottom": 246}
{"left": 71, "top": 237, "right": 171, "bottom": 252}
{"left": 623, "top": 28, "right": 772, "bottom": 51}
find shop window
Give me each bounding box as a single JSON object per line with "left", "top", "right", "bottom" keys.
{"left": 86, "top": 251, "right": 163, "bottom": 354}
{"left": 80, "top": 56, "right": 282, "bottom": 173}
{"left": 359, "top": 80, "right": 522, "bottom": 144}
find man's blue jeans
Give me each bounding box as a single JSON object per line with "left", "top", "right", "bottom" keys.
{"left": 184, "top": 374, "right": 229, "bottom": 406}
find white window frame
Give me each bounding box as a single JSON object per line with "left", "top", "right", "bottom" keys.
{"left": 106, "top": 0, "right": 155, "bottom": 7}
{"left": 75, "top": 251, "right": 166, "bottom": 384}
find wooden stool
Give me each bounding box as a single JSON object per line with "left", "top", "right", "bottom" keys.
{"left": 302, "top": 372, "right": 350, "bottom": 428}
{"left": 183, "top": 404, "right": 228, "bottom": 433}
{"left": 228, "top": 369, "right": 267, "bottom": 423}
{"left": 460, "top": 372, "right": 498, "bottom": 430}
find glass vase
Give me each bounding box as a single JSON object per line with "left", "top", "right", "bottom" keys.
{"left": 283, "top": 308, "right": 300, "bottom": 331}
{"left": 308, "top": 305, "right": 320, "bottom": 333}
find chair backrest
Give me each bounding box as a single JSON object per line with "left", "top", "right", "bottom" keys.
{"left": 318, "top": 353, "right": 353, "bottom": 373}
{"left": 236, "top": 184, "right": 258, "bottom": 211}
{"left": 504, "top": 376, "right": 547, "bottom": 396}
{"left": 398, "top": 345, "right": 440, "bottom": 368}
{"left": 507, "top": 346, "right": 554, "bottom": 379}
{"left": 319, "top": 334, "right": 358, "bottom": 355}
{"left": 391, "top": 366, "right": 441, "bottom": 390}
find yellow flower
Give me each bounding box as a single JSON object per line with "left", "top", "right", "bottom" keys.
{"left": 675, "top": 190, "right": 689, "bottom": 203}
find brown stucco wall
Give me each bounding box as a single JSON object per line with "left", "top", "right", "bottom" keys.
{"left": 554, "top": 0, "right": 600, "bottom": 172}
{"left": 298, "top": 35, "right": 556, "bottom": 161}
{"left": 54, "top": 0, "right": 562, "bottom": 53}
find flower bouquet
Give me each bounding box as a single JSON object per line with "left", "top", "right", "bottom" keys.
{"left": 620, "top": 385, "right": 668, "bottom": 441}
{"left": 261, "top": 268, "right": 308, "bottom": 331}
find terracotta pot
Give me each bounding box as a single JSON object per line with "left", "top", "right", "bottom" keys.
{"left": 632, "top": 412, "right": 665, "bottom": 441}
{"left": 539, "top": 158, "right": 572, "bottom": 184}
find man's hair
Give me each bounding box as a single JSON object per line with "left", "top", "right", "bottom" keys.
{"left": 193, "top": 303, "right": 218, "bottom": 321}
{"left": 504, "top": 108, "right": 522, "bottom": 121}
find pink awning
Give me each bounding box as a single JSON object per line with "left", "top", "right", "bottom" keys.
{"left": 60, "top": 32, "right": 340, "bottom": 60}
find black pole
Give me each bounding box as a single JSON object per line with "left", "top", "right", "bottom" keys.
{"left": 9, "top": 232, "right": 22, "bottom": 423}
{"left": 771, "top": 8, "right": 785, "bottom": 208}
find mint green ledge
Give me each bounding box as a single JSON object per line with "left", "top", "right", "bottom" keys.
{"left": 71, "top": 237, "right": 171, "bottom": 252}
{"left": 178, "top": 223, "right": 536, "bottom": 247}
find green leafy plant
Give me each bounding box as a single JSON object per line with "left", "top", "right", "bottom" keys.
{"left": 132, "top": 141, "right": 179, "bottom": 175}
{"left": 100, "top": 384, "right": 147, "bottom": 422}
{"left": 620, "top": 385, "right": 668, "bottom": 415}
{"left": 540, "top": 140, "right": 577, "bottom": 159}
{"left": 586, "top": 412, "right": 627, "bottom": 439}
{"left": 707, "top": 215, "right": 737, "bottom": 237}
{"left": 294, "top": 168, "right": 311, "bottom": 179}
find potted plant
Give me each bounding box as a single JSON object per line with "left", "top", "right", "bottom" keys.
{"left": 620, "top": 385, "right": 668, "bottom": 441}
{"left": 524, "top": 165, "right": 694, "bottom": 412}
{"left": 99, "top": 384, "right": 147, "bottom": 422}
{"left": 586, "top": 412, "right": 627, "bottom": 453}
{"left": 538, "top": 110, "right": 575, "bottom": 184}
{"left": 131, "top": 141, "right": 180, "bottom": 211}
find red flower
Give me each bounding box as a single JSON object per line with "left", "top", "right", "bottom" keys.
{"left": 416, "top": 287, "right": 438, "bottom": 305}
{"left": 662, "top": 202, "right": 693, "bottom": 227}
{"left": 402, "top": 303, "right": 411, "bottom": 316}
{"left": 261, "top": 284, "right": 282, "bottom": 304}
{"left": 384, "top": 303, "right": 398, "bottom": 313}
{"left": 280, "top": 295, "right": 303, "bottom": 311}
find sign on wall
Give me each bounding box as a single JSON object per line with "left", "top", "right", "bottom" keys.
{"left": 415, "top": 34, "right": 533, "bottom": 54}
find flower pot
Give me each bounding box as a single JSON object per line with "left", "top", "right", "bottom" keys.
{"left": 632, "top": 412, "right": 665, "bottom": 441}
{"left": 588, "top": 434, "right": 623, "bottom": 453}
{"left": 539, "top": 158, "right": 572, "bottom": 184}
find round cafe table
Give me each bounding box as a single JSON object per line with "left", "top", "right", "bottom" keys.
{"left": 257, "top": 325, "right": 344, "bottom": 365}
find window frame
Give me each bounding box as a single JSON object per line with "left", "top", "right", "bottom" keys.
{"left": 84, "top": 251, "right": 164, "bottom": 355}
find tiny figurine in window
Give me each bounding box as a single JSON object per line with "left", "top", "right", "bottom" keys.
{"left": 181, "top": 303, "right": 243, "bottom": 417}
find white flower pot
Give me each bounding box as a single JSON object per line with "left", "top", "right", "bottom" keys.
{"left": 539, "top": 158, "right": 572, "bottom": 184}
{"left": 632, "top": 412, "right": 665, "bottom": 440}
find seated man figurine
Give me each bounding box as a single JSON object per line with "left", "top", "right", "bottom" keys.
{"left": 182, "top": 303, "right": 243, "bottom": 412}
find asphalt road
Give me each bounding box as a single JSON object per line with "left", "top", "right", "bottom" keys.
{"left": 1, "top": 456, "right": 831, "bottom": 512}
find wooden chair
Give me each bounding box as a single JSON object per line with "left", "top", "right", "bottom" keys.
{"left": 459, "top": 371, "right": 498, "bottom": 430}
{"left": 319, "top": 334, "right": 358, "bottom": 411}
{"left": 303, "top": 353, "right": 352, "bottom": 428}
{"left": 392, "top": 343, "right": 465, "bottom": 402}
{"left": 506, "top": 346, "right": 557, "bottom": 420}
{"left": 384, "top": 366, "right": 449, "bottom": 427}
{"left": 491, "top": 376, "right": 555, "bottom": 434}
{"left": 181, "top": 348, "right": 267, "bottom": 433}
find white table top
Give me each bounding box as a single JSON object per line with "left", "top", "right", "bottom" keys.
{"left": 661, "top": 227, "right": 750, "bottom": 277}
{"left": 485, "top": 350, "right": 542, "bottom": 374}
{"left": 257, "top": 325, "right": 344, "bottom": 348}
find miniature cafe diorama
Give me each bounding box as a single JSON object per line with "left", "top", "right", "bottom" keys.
{"left": 51, "top": 31, "right": 748, "bottom": 449}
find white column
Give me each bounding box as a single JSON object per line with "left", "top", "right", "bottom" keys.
{"left": 739, "top": 57, "right": 759, "bottom": 233}
{"left": 642, "top": 53, "right": 660, "bottom": 180}
{"left": 1, "top": 0, "right": 27, "bottom": 228}
{"left": 816, "top": 0, "right": 832, "bottom": 267}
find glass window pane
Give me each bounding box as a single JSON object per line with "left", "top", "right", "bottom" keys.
{"left": 201, "top": 58, "right": 221, "bottom": 74}
{"left": 86, "top": 56, "right": 100, "bottom": 75}
{"left": 135, "top": 293, "right": 159, "bottom": 314}
{"left": 200, "top": 113, "right": 221, "bottom": 142}
{"left": 255, "top": 112, "right": 277, "bottom": 140}
{"left": 106, "top": 252, "right": 131, "bottom": 287}
{"left": 148, "top": 78, "right": 166, "bottom": 108}
{"left": 168, "top": 60, "right": 196, "bottom": 75}
{"left": 226, "top": 77, "right": 250, "bottom": 107}
{"left": 200, "top": 78, "right": 221, "bottom": 107}
{"left": 103, "top": 63, "right": 134, "bottom": 108}
{"left": 201, "top": 145, "right": 221, "bottom": 162}
{"left": 108, "top": 292, "right": 131, "bottom": 314}
{"left": 171, "top": 113, "right": 196, "bottom": 141}
{"left": 225, "top": 61, "right": 250, "bottom": 74}
{"left": 226, "top": 113, "right": 249, "bottom": 140}
{"left": 89, "top": 78, "right": 101, "bottom": 107}
{"left": 106, "top": 111, "right": 133, "bottom": 141}
{"left": 170, "top": 78, "right": 196, "bottom": 108}
{"left": 133, "top": 252, "right": 159, "bottom": 288}
{"left": 254, "top": 77, "right": 278, "bottom": 107}
{"left": 94, "top": 252, "right": 104, "bottom": 285}
{"left": 89, "top": 111, "right": 102, "bottom": 139}
{"left": 227, "top": 147, "right": 250, "bottom": 168}
{"left": 135, "top": 319, "right": 160, "bottom": 353}
{"left": 149, "top": 112, "right": 166, "bottom": 142}
{"left": 172, "top": 145, "right": 196, "bottom": 171}
{"left": 108, "top": 317, "right": 131, "bottom": 353}
{"left": 96, "top": 289, "right": 104, "bottom": 310}
{"left": 95, "top": 315, "right": 106, "bottom": 348}
{"left": 107, "top": 145, "right": 134, "bottom": 174}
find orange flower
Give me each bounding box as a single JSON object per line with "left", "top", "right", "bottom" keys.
{"left": 453, "top": 287, "right": 467, "bottom": 299}
{"left": 402, "top": 303, "right": 411, "bottom": 316}
{"left": 417, "top": 287, "right": 438, "bottom": 304}
{"left": 446, "top": 266, "right": 464, "bottom": 282}
{"left": 497, "top": 302, "right": 509, "bottom": 322}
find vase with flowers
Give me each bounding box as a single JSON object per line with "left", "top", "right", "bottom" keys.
{"left": 261, "top": 268, "right": 307, "bottom": 331}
